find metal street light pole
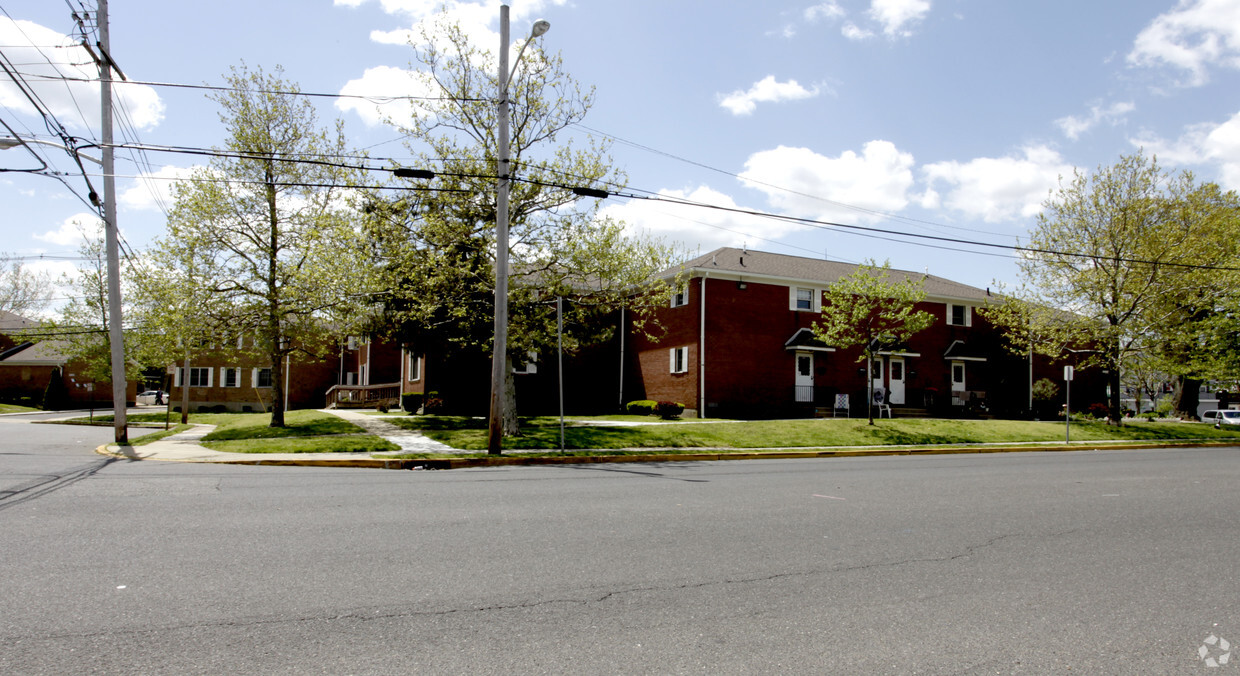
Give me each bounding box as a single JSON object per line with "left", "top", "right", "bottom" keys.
{"left": 487, "top": 5, "right": 549, "bottom": 454}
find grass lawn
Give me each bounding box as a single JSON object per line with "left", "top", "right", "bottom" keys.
{"left": 0, "top": 403, "right": 39, "bottom": 414}
{"left": 385, "top": 415, "right": 1240, "bottom": 452}
{"left": 201, "top": 435, "right": 399, "bottom": 454}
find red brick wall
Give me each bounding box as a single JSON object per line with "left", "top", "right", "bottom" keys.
{"left": 626, "top": 275, "right": 1105, "bottom": 419}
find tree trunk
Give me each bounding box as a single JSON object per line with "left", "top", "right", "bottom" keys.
{"left": 1108, "top": 367, "right": 1123, "bottom": 425}
{"left": 502, "top": 357, "right": 519, "bottom": 436}
{"left": 1170, "top": 375, "right": 1202, "bottom": 419}
{"left": 180, "top": 355, "right": 190, "bottom": 425}
{"left": 270, "top": 348, "right": 286, "bottom": 428}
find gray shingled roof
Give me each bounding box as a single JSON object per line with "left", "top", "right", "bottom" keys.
{"left": 678, "top": 247, "right": 993, "bottom": 302}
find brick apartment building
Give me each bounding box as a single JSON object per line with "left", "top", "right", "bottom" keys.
{"left": 622, "top": 248, "right": 1104, "bottom": 419}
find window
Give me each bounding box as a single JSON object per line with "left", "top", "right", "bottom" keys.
{"left": 670, "top": 346, "right": 689, "bottom": 374}
{"left": 345, "top": 372, "right": 358, "bottom": 386}
{"left": 790, "top": 286, "right": 819, "bottom": 312}
{"left": 670, "top": 285, "right": 689, "bottom": 308}
{"left": 513, "top": 351, "right": 538, "bottom": 375}
{"left": 947, "top": 304, "right": 971, "bottom": 327}
{"left": 252, "top": 367, "right": 273, "bottom": 388}
{"left": 220, "top": 367, "right": 241, "bottom": 388}
{"left": 189, "top": 367, "right": 211, "bottom": 387}
{"left": 797, "top": 355, "right": 812, "bottom": 377}
{"left": 346, "top": 336, "right": 358, "bottom": 351}
{"left": 408, "top": 354, "right": 421, "bottom": 382}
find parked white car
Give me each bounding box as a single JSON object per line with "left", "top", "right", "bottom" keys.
{"left": 135, "top": 390, "right": 164, "bottom": 406}
{"left": 1201, "top": 409, "right": 1240, "bottom": 426}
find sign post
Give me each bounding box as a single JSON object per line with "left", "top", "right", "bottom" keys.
{"left": 1064, "top": 365, "right": 1075, "bottom": 444}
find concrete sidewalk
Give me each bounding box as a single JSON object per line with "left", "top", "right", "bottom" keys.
{"left": 95, "top": 409, "right": 458, "bottom": 468}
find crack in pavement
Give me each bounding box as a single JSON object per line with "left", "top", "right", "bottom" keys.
{"left": 6, "top": 528, "right": 1082, "bottom": 642}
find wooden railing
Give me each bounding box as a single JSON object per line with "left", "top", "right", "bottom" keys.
{"left": 326, "top": 382, "right": 401, "bottom": 409}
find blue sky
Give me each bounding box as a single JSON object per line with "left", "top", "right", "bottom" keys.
{"left": 4, "top": 0, "right": 1240, "bottom": 298}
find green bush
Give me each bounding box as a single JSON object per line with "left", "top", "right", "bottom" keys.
{"left": 42, "top": 367, "right": 68, "bottom": 411}
{"left": 625, "top": 400, "right": 657, "bottom": 416}
{"left": 402, "top": 392, "right": 424, "bottom": 414}
{"left": 654, "top": 401, "right": 684, "bottom": 419}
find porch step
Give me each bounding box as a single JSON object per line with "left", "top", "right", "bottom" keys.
{"left": 891, "top": 407, "right": 930, "bottom": 418}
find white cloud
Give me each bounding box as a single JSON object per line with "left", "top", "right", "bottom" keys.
{"left": 922, "top": 146, "right": 1073, "bottom": 222}
{"left": 868, "top": 0, "right": 932, "bottom": 38}
{"left": 0, "top": 18, "right": 163, "bottom": 132}
{"left": 718, "top": 76, "right": 820, "bottom": 116}
{"left": 1128, "top": 0, "right": 1240, "bottom": 86}
{"left": 842, "top": 22, "right": 875, "bottom": 41}
{"left": 600, "top": 186, "right": 802, "bottom": 253}
{"left": 805, "top": 2, "right": 846, "bottom": 21}
{"left": 1131, "top": 110, "right": 1240, "bottom": 190}
{"left": 335, "top": 66, "right": 437, "bottom": 126}
{"left": 1055, "top": 100, "right": 1136, "bottom": 140}
{"left": 118, "top": 166, "right": 198, "bottom": 212}
{"left": 33, "top": 214, "right": 102, "bottom": 247}
{"left": 739, "top": 141, "right": 917, "bottom": 223}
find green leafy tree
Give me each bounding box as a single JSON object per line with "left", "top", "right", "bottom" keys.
{"left": 164, "top": 64, "right": 373, "bottom": 427}
{"left": 129, "top": 239, "right": 227, "bottom": 424}
{"left": 812, "top": 260, "right": 935, "bottom": 425}
{"left": 992, "top": 151, "right": 1240, "bottom": 421}
{"left": 367, "top": 15, "right": 679, "bottom": 442}
{"left": 0, "top": 252, "right": 54, "bottom": 317}
{"left": 37, "top": 222, "right": 141, "bottom": 389}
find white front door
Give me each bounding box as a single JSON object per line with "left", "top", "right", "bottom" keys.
{"left": 795, "top": 353, "right": 814, "bottom": 402}
{"left": 889, "top": 357, "right": 906, "bottom": 405}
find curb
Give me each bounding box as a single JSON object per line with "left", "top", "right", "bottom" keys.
{"left": 96, "top": 439, "right": 1239, "bottom": 470}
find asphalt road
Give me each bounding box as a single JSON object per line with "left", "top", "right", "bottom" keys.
{"left": 2, "top": 415, "right": 1238, "bottom": 674}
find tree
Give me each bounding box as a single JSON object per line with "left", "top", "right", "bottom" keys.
{"left": 0, "top": 252, "right": 54, "bottom": 317}
{"left": 164, "top": 64, "right": 373, "bottom": 427}
{"left": 367, "top": 15, "right": 679, "bottom": 444}
{"left": 812, "top": 260, "right": 935, "bottom": 425}
{"left": 129, "top": 237, "right": 228, "bottom": 424}
{"left": 993, "top": 151, "right": 1240, "bottom": 422}
{"left": 39, "top": 222, "right": 141, "bottom": 388}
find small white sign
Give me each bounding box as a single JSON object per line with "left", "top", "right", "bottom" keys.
{"left": 1064, "top": 365, "right": 1074, "bottom": 381}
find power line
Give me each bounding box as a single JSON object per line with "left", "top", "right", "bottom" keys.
{"left": 7, "top": 69, "right": 490, "bottom": 104}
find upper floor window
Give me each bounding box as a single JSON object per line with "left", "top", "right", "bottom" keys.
{"left": 670, "top": 285, "right": 689, "bottom": 308}
{"left": 513, "top": 351, "right": 539, "bottom": 375}
{"left": 790, "top": 286, "right": 819, "bottom": 312}
{"left": 947, "top": 303, "right": 972, "bottom": 327}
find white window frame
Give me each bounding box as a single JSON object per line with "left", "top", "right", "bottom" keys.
{"left": 789, "top": 286, "right": 820, "bottom": 312}
{"left": 252, "top": 367, "right": 274, "bottom": 388}
{"left": 513, "top": 351, "right": 538, "bottom": 375}
{"left": 408, "top": 354, "right": 421, "bottom": 382}
{"left": 670, "top": 285, "right": 689, "bottom": 308}
{"left": 346, "top": 336, "right": 358, "bottom": 351}
{"left": 220, "top": 367, "right": 241, "bottom": 388}
{"left": 947, "top": 303, "right": 972, "bottom": 327}
{"left": 345, "top": 371, "right": 358, "bottom": 386}
{"left": 670, "top": 346, "right": 689, "bottom": 374}
{"left": 178, "top": 366, "right": 211, "bottom": 388}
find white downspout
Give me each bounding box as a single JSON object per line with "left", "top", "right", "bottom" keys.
{"left": 284, "top": 358, "right": 290, "bottom": 412}
{"left": 399, "top": 346, "right": 407, "bottom": 412}
{"left": 699, "top": 273, "right": 708, "bottom": 418}
{"left": 365, "top": 340, "right": 372, "bottom": 386}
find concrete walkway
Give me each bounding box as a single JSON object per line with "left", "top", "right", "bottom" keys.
{"left": 96, "top": 408, "right": 460, "bottom": 466}
{"left": 321, "top": 408, "right": 458, "bottom": 453}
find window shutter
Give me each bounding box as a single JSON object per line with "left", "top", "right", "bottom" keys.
{"left": 174, "top": 367, "right": 182, "bottom": 387}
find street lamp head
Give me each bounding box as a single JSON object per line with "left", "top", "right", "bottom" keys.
{"left": 530, "top": 19, "right": 550, "bottom": 38}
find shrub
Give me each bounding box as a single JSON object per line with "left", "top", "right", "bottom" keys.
{"left": 401, "top": 392, "right": 424, "bottom": 414}
{"left": 211, "top": 405, "right": 228, "bottom": 414}
{"left": 625, "top": 400, "right": 657, "bottom": 416}
{"left": 422, "top": 392, "right": 444, "bottom": 414}
{"left": 1086, "top": 402, "right": 1110, "bottom": 419}
{"left": 377, "top": 402, "right": 389, "bottom": 413}
{"left": 654, "top": 401, "right": 684, "bottom": 419}
{"left": 42, "top": 367, "right": 68, "bottom": 411}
